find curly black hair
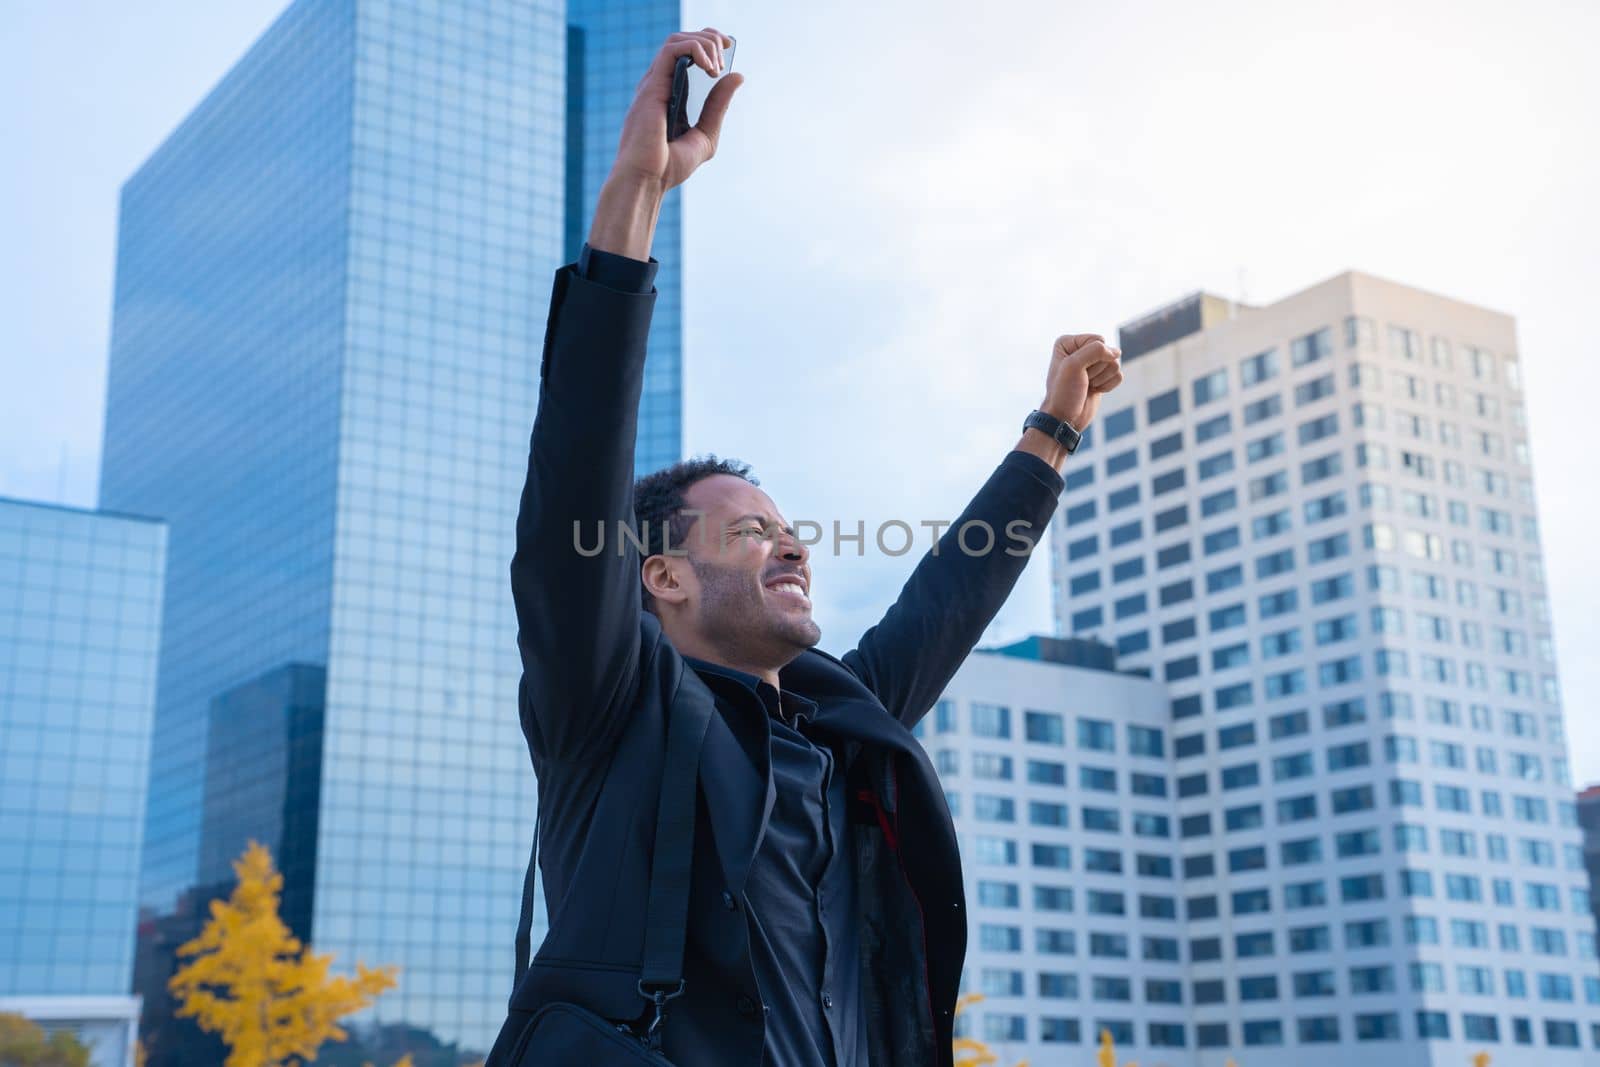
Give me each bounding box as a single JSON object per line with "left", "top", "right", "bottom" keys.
{"left": 633, "top": 454, "right": 758, "bottom": 611}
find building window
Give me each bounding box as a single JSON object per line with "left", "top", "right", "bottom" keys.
{"left": 1147, "top": 389, "right": 1181, "bottom": 424}
{"left": 1240, "top": 348, "right": 1278, "bottom": 386}
{"left": 972, "top": 836, "right": 1018, "bottom": 866}
{"left": 1294, "top": 374, "right": 1336, "bottom": 406}
{"left": 1252, "top": 509, "right": 1292, "bottom": 539}
{"left": 1038, "top": 928, "right": 1078, "bottom": 955}
{"left": 1109, "top": 484, "right": 1141, "bottom": 511}
{"left": 1242, "top": 1020, "right": 1284, "bottom": 1046}
{"left": 1039, "top": 1018, "right": 1080, "bottom": 1043}
{"left": 972, "top": 753, "right": 1014, "bottom": 780}
{"left": 979, "top": 923, "right": 1022, "bottom": 951}
{"left": 1128, "top": 724, "right": 1165, "bottom": 757}
{"left": 1344, "top": 315, "right": 1377, "bottom": 350}
{"left": 1023, "top": 710, "right": 1063, "bottom": 744}
{"left": 1028, "top": 801, "right": 1067, "bottom": 827}
{"left": 1197, "top": 451, "right": 1235, "bottom": 480}
{"left": 1215, "top": 682, "right": 1253, "bottom": 710}
{"left": 1195, "top": 412, "right": 1231, "bottom": 442}
{"left": 1291, "top": 327, "right": 1334, "bottom": 367}
{"left": 1153, "top": 504, "right": 1188, "bottom": 532}
{"left": 1244, "top": 394, "right": 1283, "bottom": 425}
{"left": 1027, "top": 759, "right": 1065, "bottom": 785}
{"left": 1078, "top": 717, "right": 1115, "bottom": 751}
{"left": 1193, "top": 368, "right": 1229, "bottom": 406}
{"left": 971, "top": 702, "right": 1010, "bottom": 738}
{"left": 1109, "top": 520, "right": 1142, "bottom": 547}
{"left": 1201, "top": 488, "right": 1238, "bottom": 517}
{"left": 1149, "top": 431, "right": 1183, "bottom": 460}
{"left": 1034, "top": 886, "right": 1073, "bottom": 912}
{"left": 1103, "top": 406, "right": 1135, "bottom": 440}
{"left": 1246, "top": 432, "right": 1285, "bottom": 463}
{"left": 974, "top": 795, "right": 1016, "bottom": 823}
{"left": 1031, "top": 843, "right": 1073, "bottom": 869}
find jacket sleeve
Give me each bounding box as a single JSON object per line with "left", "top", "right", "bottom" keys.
{"left": 510, "top": 257, "right": 658, "bottom": 764}
{"left": 841, "top": 450, "right": 1065, "bottom": 728}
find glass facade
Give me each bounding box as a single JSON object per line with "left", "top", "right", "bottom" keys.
{"left": 568, "top": 0, "right": 684, "bottom": 473}
{"left": 0, "top": 498, "right": 165, "bottom": 996}
{"left": 99, "top": 1, "right": 681, "bottom": 1061}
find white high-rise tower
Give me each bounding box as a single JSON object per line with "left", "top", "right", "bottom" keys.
{"left": 1034, "top": 271, "right": 1597, "bottom": 1065}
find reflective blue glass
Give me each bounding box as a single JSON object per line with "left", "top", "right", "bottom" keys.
{"left": 569, "top": 0, "right": 684, "bottom": 474}
{"left": 99, "top": 1, "right": 681, "bottom": 1061}
{"left": 0, "top": 499, "right": 165, "bottom": 996}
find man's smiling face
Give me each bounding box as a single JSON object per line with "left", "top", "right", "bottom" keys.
{"left": 658, "top": 473, "right": 821, "bottom": 660}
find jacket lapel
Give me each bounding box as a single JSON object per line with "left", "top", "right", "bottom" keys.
{"left": 674, "top": 645, "right": 929, "bottom": 897}
{"left": 675, "top": 667, "right": 773, "bottom": 897}
{"left": 780, "top": 647, "right": 923, "bottom": 756}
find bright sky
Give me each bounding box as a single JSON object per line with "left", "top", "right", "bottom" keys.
{"left": 5, "top": 1, "right": 1597, "bottom": 779}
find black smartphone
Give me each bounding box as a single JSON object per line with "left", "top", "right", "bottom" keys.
{"left": 667, "top": 36, "right": 736, "bottom": 141}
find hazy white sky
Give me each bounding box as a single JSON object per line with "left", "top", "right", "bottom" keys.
{"left": 4, "top": 1, "right": 1598, "bottom": 778}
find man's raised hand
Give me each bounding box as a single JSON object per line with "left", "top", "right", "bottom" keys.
{"left": 612, "top": 29, "right": 743, "bottom": 194}
{"left": 1040, "top": 333, "right": 1125, "bottom": 431}
{"left": 588, "top": 30, "right": 741, "bottom": 261}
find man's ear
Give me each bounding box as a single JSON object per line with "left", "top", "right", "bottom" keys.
{"left": 641, "top": 554, "right": 689, "bottom": 606}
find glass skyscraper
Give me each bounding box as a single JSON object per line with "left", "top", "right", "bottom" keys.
{"left": 98, "top": 1, "right": 681, "bottom": 1062}
{"left": 0, "top": 497, "right": 165, "bottom": 1065}
{"left": 567, "top": 0, "right": 684, "bottom": 473}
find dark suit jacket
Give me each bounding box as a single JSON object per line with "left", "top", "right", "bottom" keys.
{"left": 488, "top": 261, "right": 1065, "bottom": 1066}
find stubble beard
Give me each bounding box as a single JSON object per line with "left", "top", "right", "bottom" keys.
{"left": 691, "top": 556, "right": 822, "bottom": 662}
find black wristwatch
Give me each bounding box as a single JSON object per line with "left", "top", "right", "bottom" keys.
{"left": 1023, "top": 409, "right": 1083, "bottom": 454}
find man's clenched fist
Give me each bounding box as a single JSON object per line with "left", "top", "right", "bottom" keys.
{"left": 1040, "top": 333, "right": 1124, "bottom": 430}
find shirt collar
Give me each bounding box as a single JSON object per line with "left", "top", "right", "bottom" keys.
{"left": 684, "top": 655, "right": 817, "bottom": 724}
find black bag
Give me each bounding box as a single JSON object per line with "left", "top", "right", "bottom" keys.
{"left": 489, "top": 691, "right": 712, "bottom": 1066}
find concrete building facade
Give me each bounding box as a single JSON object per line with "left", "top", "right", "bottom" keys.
{"left": 913, "top": 638, "right": 1181, "bottom": 1064}
{"left": 1026, "top": 271, "right": 1598, "bottom": 1064}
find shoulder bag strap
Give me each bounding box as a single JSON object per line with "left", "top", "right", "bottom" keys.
{"left": 514, "top": 670, "right": 714, "bottom": 1031}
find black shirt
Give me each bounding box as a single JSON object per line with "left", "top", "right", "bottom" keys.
{"left": 687, "top": 658, "right": 869, "bottom": 1067}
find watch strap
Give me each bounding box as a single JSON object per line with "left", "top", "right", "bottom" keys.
{"left": 1023, "top": 408, "right": 1082, "bottom": 454}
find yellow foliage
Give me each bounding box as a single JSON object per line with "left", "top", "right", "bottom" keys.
{"left": 1472, "top": 1054, "right": 1491, "bottom": 1067}
{"left": 168, "top": 841, "right": 399, "bottom": 1067}
{"left": 951, "top": 992, "right": 1027, "bottom": 1067}
{"left": 1095, "top": 1028, "right": 1142, "bottom": 1067}
{"left": 0, "top": 1012, "right": 92, "bottom": 1067}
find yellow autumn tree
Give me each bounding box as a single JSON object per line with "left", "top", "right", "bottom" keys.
{"left": 951, "top": 993, "right": 1028, "bottom": 1067}
{"left": 1096, "top": 1028, "right": 1145, "bottom": 1067}
{"left": 169, "top": 840, "right": 399, "bottom": 1067}
{"left": 0, "top": 1013, "right": 92, "bottom": 1067}
{"left": 1097, "top": 1028, "right": 1116, "bottom": 1067}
